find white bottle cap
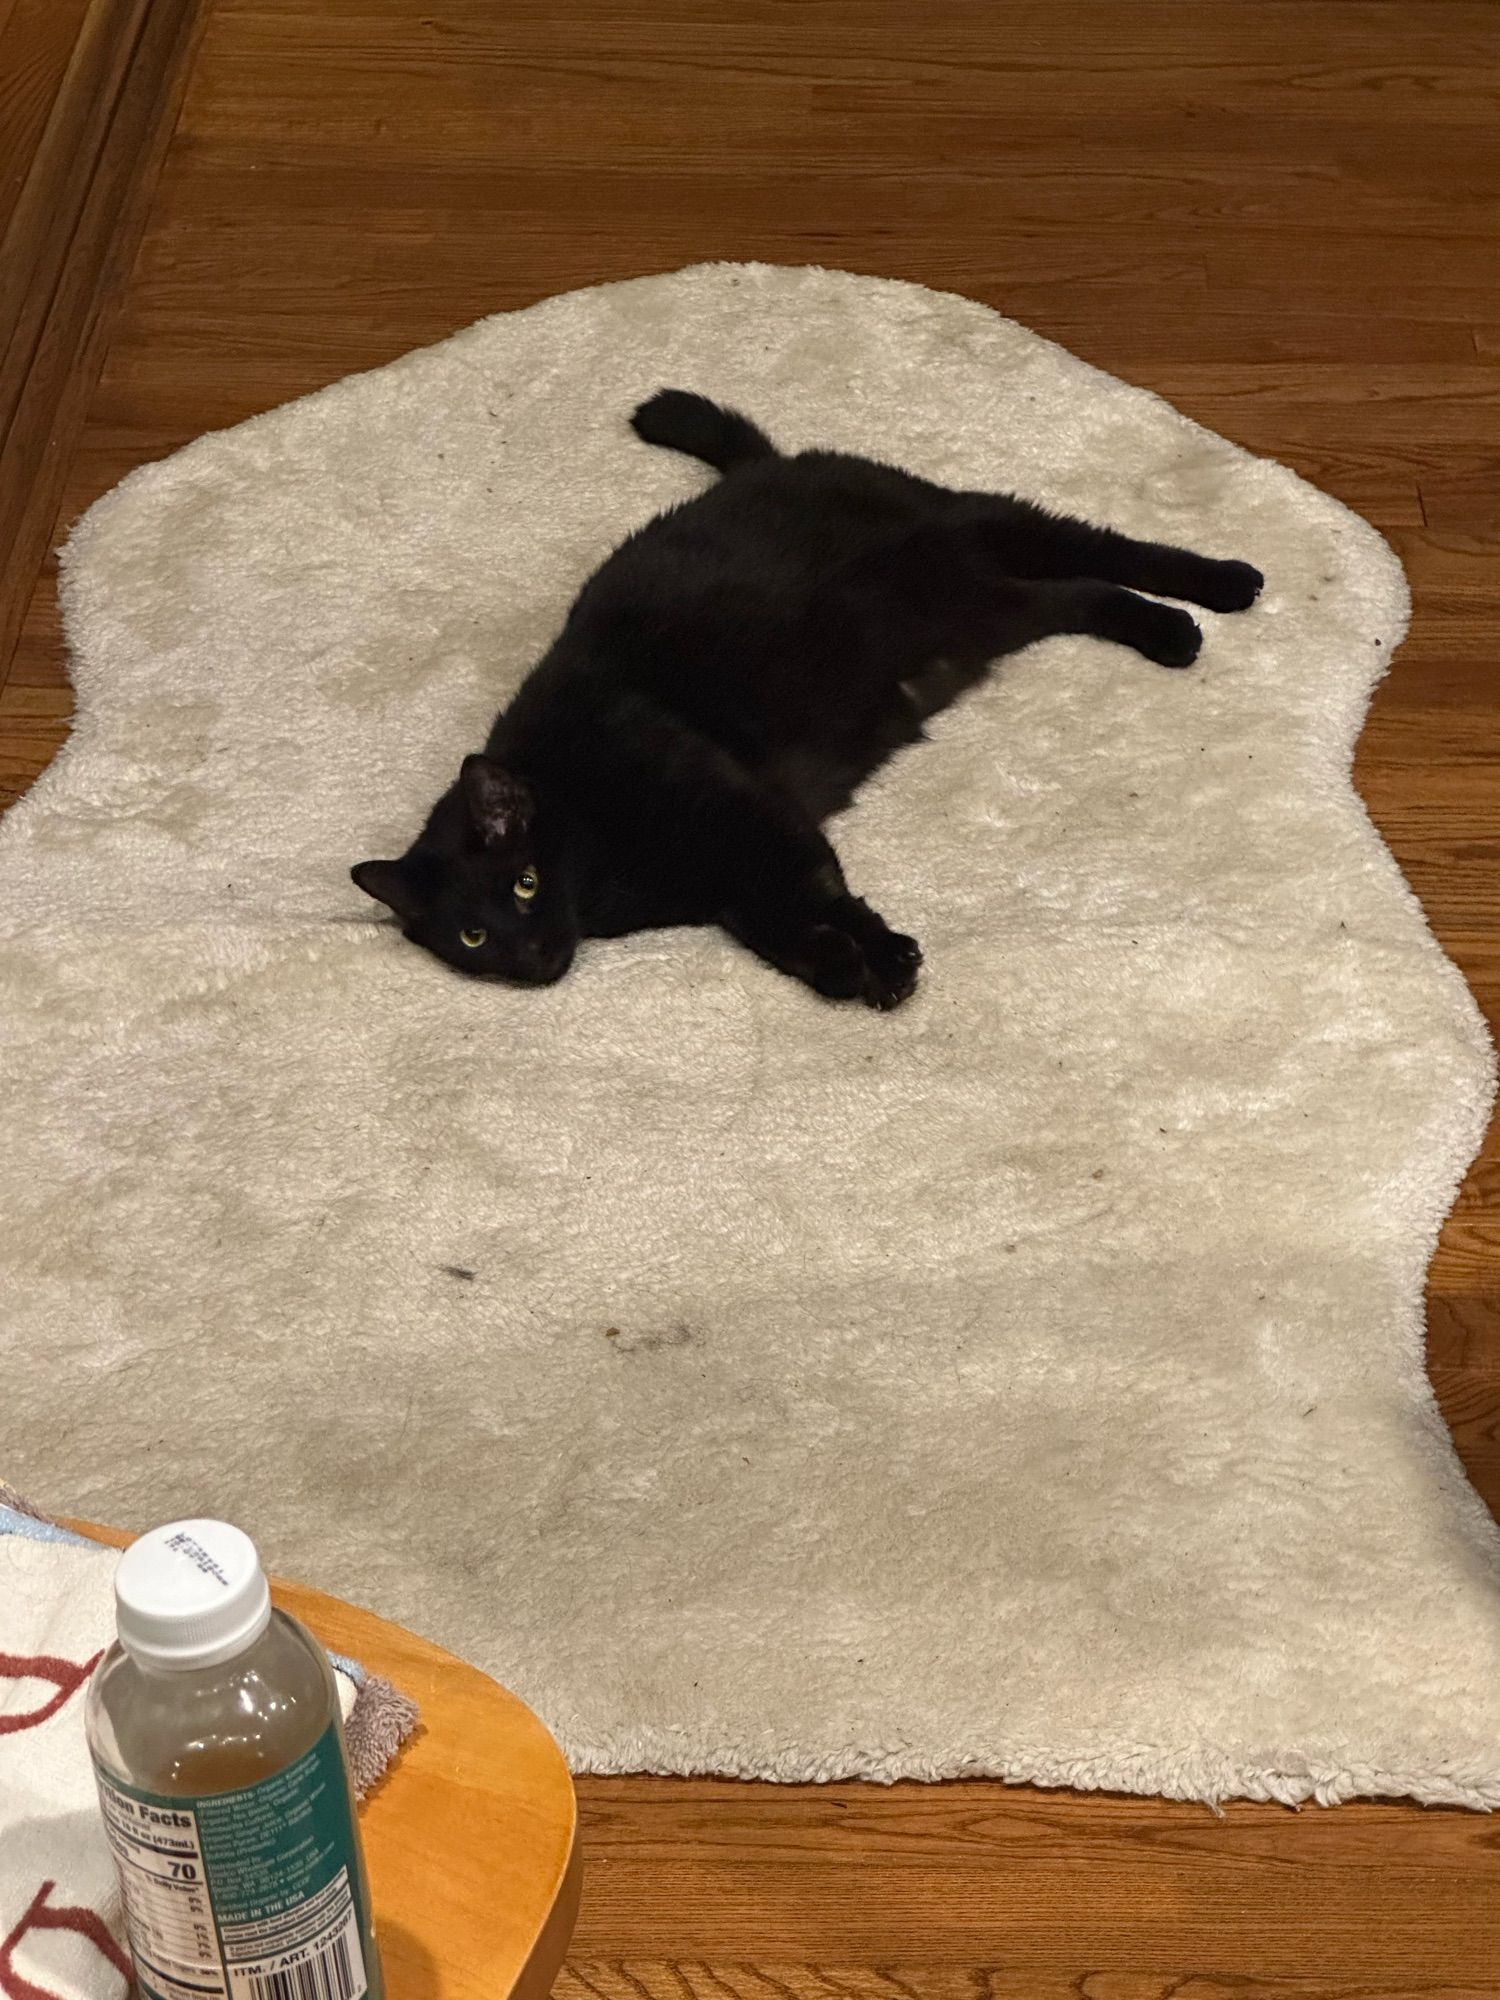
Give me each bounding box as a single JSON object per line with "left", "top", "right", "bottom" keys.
{"left": 114, "top": 1520, "right": 273, "bottom": 1671}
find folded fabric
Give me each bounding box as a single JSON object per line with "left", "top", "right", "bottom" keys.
{"left": 0, "top": 1487, "right": 417, "bottom": 2000}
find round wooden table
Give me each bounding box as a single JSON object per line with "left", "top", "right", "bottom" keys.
{"left": 74, "top": 1521, "right": 580, "bottom": 2000}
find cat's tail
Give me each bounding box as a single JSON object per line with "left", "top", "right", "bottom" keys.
{"left": 629, "top": 389, "right": 777, "bottom": 474}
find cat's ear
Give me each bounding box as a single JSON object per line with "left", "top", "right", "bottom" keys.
{"left": 461, "top": 754, "right": 534, "bottom": 848}
{"left": 351, "top": 857, "right": 428, "bottom": 920}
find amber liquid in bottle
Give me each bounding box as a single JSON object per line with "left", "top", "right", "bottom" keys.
{"left": 86, "top": 1522, "right": 384, "bottom": 2000}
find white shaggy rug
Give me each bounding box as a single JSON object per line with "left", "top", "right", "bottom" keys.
{"left": 3, "top": 263, "right": 1499, "bottom": 1808}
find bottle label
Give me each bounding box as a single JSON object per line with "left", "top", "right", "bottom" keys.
{"left": 94, "top": 1725, "right": 371, "bottom": 2000}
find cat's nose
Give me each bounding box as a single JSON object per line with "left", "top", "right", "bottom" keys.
{"left": 504, "top": 942, "right": 574, "bottom": 987}
{"left": 531, "top": 946, "right": 574, "bottom": 985}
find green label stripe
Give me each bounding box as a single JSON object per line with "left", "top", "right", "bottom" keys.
{"left": 101, "top": 1725, "right": 370, "bottom": 2000}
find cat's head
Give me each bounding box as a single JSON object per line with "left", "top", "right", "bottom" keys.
{"left": 351, "top": 754, "right": 578, "bottom": 987}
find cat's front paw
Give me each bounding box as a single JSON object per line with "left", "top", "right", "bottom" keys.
{"left": 803, "top": 921, "right": 921, "bottom": 1009}
{"left": 860, "top": 926, "right": 923, "bottom": 1011}
{"left": 820, "top": 896, "right": 923, "bottom": 1009}
{"left": 805, "top": 923, "right": 873, "bottom": 1002}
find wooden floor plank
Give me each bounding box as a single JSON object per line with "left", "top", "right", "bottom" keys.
{"left": 0, "top": 0, "right": 206, "bottom": 684}
{"left": 561, "top": 1776, "right": 1500, "bottom": 1989}
{"left": 0, "top": 0, "right": 96, "bottom": 245}
{"left": 4, "top": 0, "right": 1500, "bottom": 1989}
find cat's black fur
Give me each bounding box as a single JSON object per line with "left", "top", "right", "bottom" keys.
{"left": 352, "top": 390, "right": 1262, "bottom": 1008}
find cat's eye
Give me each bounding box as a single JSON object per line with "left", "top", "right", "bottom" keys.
{"left": 514, "top": 870, "right": 540, "bottom": 903}
{"left": 459, "top": 927, "right": 487, "bottom": 949}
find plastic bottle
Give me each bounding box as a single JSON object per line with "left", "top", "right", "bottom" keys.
{"left": 85, "top": 1519, "right": 384, "bottom": 2000}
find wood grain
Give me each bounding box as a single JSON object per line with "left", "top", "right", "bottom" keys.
{"left": 0, "top": 0, "right": 95, "bottom": 244}
{"left": 0, "top": 0, "right": 204, "bottom": 676}
{"left": 6, "top": 1, "right": 1500, "bottom": 1992}
{"left": 68, "top": 1515, "right": 580, "bottom": 2000}
{"left": 561, "top": 1775, "right": 1500, "bottom": 1993}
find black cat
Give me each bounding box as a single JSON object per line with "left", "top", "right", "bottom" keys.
{"left": 352, "top": 390, "right": 1262, "bottom": 1008}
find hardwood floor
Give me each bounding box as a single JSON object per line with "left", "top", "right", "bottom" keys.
{"left": 0, "top": 0, "right": 203, "bottom": 676}
{"left": 4, "top": 2, "right": 1500, "bottom": 1990}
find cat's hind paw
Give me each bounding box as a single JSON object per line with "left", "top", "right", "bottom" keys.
{"left": 1198, "top": 558, "right": 1264, "bottom": 613}
{"left": 1135, "top": 603, "right": 1203, "bottom": 669}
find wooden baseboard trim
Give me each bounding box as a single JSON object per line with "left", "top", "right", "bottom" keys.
{"left": 0, "top": 0, "right": 206, "bottom": 679}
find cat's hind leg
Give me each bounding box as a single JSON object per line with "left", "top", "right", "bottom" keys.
{"left": 955, "top": 494, "right": 1263, "bottom": 613}
{"left": 962, "top": 576, "right": 1203, "bottom": 669}
{"left": 831, "top": 523, "right": 1204, "bottom": 681}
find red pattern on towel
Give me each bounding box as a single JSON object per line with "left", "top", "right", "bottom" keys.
{"left": 0, "top": 1655, "right": 102, "bottom": 1738}
{"left": 0, "top": 1883, "right": 131, "bottom": 2000}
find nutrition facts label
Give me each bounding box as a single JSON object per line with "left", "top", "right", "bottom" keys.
{"left": 96, "top": 1784, "right": 229, "bottom": 2000}
{"left": 94, "top": 1730, "right": 372, "bottom": 2000}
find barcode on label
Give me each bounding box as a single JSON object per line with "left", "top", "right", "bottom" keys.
{"left": 244, "top": 1933, "right": 357, "bottom": 2000}
{"left": 222, "top": 1872, "right": 367, "bottom": 2000}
